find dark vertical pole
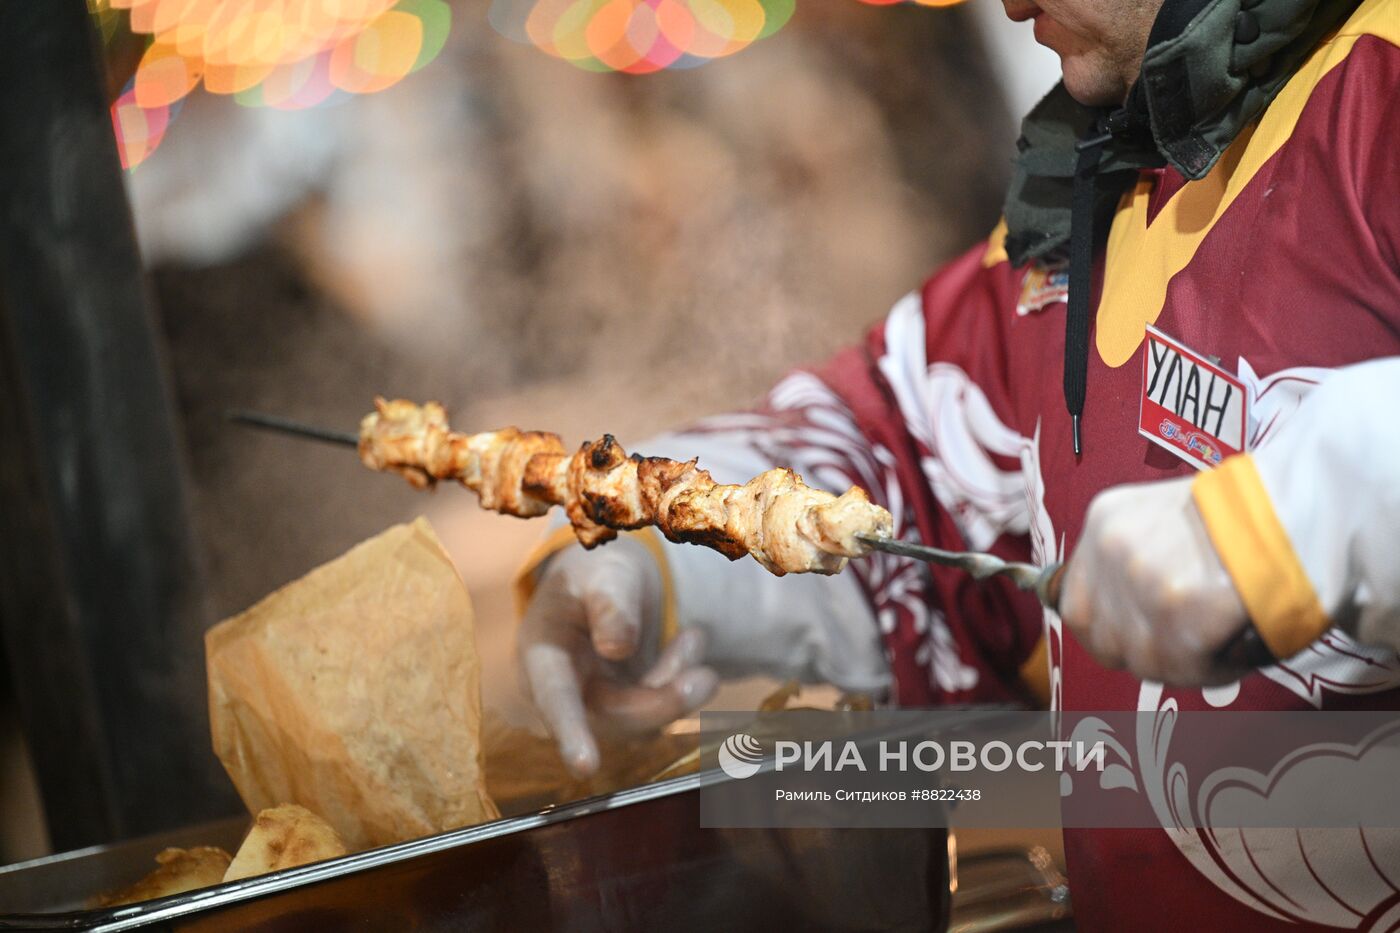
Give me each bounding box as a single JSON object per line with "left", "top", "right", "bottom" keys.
{"left": 0, "top": 0, "right": 239, "bottom": 849}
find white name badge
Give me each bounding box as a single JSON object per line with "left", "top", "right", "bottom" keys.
{"left": 1137, "top": 325, "right": 1249, "bottom": 470}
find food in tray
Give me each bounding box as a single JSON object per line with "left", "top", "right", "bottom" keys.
{"left": 359, "top": 397, "right": 893, "bottom": 575}
{"left": 223, "top": 805, "right": 348, "bottom": 882}
{"left": 97, "top": 846, "right": 233, "bottom": 907}
{"left": 94, "top": 805, "right": 349, "bottom": 907}
{"left": 80, "top": 513, "right": 862, "bottom": 910}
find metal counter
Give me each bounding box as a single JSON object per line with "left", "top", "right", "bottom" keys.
{"left": 0, "top": 768, "right": 949, "bottom": 932}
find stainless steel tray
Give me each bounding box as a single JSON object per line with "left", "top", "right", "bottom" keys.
{"left": 0, "top": 766, "right": 949, "bottom": 932}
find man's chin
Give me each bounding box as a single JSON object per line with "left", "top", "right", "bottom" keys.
{"left": 1060, "top": 59, "right": 1130, "bottom": 107}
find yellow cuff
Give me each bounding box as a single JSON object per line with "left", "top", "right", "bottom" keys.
{"left": 1191, "top": 454, "right": 1329, "bottom": 659}
{"left": 512, "top": 526, "right": 680, "bottom": 647}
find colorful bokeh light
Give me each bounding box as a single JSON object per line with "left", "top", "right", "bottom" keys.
{"left": 488, "top": 0, "right": 797, "bottom": 74}
{"left": 855, "top": 0, "right": 967, "bottom": 5}
{"left": 99, "top": 0, "right": 967, "bottom": 167}
{"left": 111, "top": 83, "right": 180, "bottom": 170}
{"left": 488, "top": 0, "right": 966, "bottom": 76}
{"left": 95, "top": 0, "right": 451, "bottom": 168}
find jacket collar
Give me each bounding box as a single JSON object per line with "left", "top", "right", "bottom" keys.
{"left": 1002, "top": 0, "right": 1361, "bottom": 266}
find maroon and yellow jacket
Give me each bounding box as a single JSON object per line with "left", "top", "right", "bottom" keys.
{"left": 516, "top": 0, "right": 1399, "bottom": 924}
{"left": 614, "top": 0, "right": 1400, "bottom": 927}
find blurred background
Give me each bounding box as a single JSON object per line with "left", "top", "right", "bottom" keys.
{"left": 0, "top": 0, "right": 1057, "bottom": 864}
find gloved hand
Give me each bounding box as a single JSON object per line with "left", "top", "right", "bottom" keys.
{"left": 518, "top": 536, "right": 719, "bottom": 778}
{"left": 1058, "top": 473, "right": 1251, "bottom": 686}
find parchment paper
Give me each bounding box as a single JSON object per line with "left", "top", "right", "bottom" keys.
{"left": 206, "top": 518, "right": 499, "bottom": 850}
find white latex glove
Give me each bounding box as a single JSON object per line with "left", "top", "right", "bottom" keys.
{"left": 518, "top": 536, "right": 719, "bottom": 778}
{"left": 1058, "top": 473, "right": 1251, "bottom": 686}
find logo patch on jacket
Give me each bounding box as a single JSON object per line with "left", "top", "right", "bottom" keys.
{"left": 1016, "top": 258, "right": 1069, "bottom": 316}
{"left": 1137, "top": 325, "right": 1248, "bottom": 470}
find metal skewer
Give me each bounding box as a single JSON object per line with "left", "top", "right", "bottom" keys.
{"left": 856, "top": 533, "right": 1275, "bottom": 670}
{"left": 223, "top": 409, "right": 1066, "bottom": 611}
{"left": 226, "top": 409, "right": 1274, "bottom": 671}
{"left": 857, "top": 533, "right": 1065, "bottom": 611}
{"left": 225, "top": 409, "right": 359, "bottom": 447}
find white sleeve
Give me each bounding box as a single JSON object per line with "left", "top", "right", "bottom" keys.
{"left": 1250, "top": 357, "right": 1400, "bottom": 650}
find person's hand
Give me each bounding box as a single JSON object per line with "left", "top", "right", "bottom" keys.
{"left": 1058, "top": 474, "right": 1251, "bottom": 686}
{"left": 519, "top": 536, "right": 719, "bottom": 777}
